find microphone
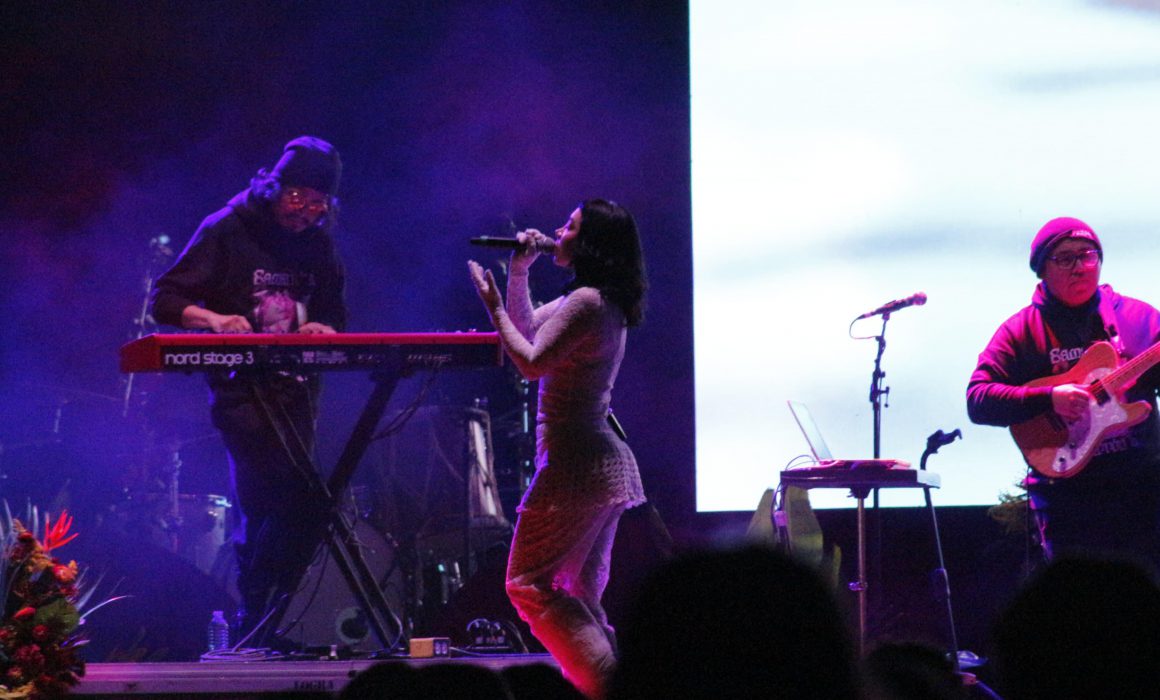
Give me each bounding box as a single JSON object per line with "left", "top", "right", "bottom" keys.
{"left": 470, "top": 236, "right": 556, "bottom": 254}
{"left": 857, "top": 292, "right": 927, "bottom": 319}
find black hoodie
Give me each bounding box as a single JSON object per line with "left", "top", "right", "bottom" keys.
{"left": 151, "top": 188, "right": 346, "bottom": 333}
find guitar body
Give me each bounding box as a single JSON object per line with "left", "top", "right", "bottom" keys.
{"left": 1011, "top": 341, "right": 1152, "bottom": 479}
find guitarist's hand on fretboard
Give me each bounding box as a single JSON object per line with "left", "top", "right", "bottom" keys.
{"left": 1052, "top": 383, "right": 1094, "bottom": 423}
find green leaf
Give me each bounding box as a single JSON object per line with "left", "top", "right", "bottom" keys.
{"left": 32, "top": 597, "right": 80, "bottom": 635}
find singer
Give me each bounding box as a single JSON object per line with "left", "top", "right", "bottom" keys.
{"left": 967, "top": 217, "right": 1160, "bottom": 573}
{"left": 468, "top": 199, "right": 647, "bottom": 698}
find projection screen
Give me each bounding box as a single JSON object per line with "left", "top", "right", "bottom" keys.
{"left": 691, "top": 0, "right": 1160, "bottom": 510}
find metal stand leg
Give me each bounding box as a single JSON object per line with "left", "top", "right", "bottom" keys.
{"left": 781, "top": 468, "right": 945, "bottom": 661}
{"left": 924, "top": 485, "right": 960, "bottom": 671}
{"left": 249, "top": 367, "right": 408, "bottom": 653}
{"left": 850, "top": 488, "right": 870, "bottom": 657}
{"left": 919, "top": 428, "right": 963, "bottom": 670}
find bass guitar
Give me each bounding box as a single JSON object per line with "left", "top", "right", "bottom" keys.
{"left": 1011, "top": 340, "right": 1160, "bottom": 478}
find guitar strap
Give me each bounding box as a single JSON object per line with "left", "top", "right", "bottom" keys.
{"left": 1096, "top": 287, "right": 1126, "bottom": 360}
{"left": 1040, "top": 317, "right": 1067, "bottom": 375}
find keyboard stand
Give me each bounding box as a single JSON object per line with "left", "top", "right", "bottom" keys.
{"left": 249, "top": 357, "right": 408, "bottom": 654}
{"left": 117, "top": 332, "right": 504, "bottom": 654}
{"left": 779, "top": 468, "right": 941, "bottom": 656}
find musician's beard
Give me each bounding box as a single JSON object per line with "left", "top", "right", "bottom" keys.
{"left": 277, "top": 216, "right": 313, "bottom": 234}
{"left": 273, "top": 209, "right": 323, "bottom": 234}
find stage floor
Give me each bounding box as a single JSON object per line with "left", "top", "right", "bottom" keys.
{"left": 74, "top": 654, "right": 557, "bottom": 697}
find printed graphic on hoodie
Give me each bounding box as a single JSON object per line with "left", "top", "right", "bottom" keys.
{"left": 251, "top": 268, "right": 315, "bottom": 333}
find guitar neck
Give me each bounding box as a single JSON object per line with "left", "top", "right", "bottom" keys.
{"left": 1104, "top": 341, "right": 1160, "bottom": 393}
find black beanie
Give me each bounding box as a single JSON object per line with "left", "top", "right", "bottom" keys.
{"left": 271, "top": 136, "right": 342, "bottom": 196}
{"left": 1029, "top": 217, "right": 1102, "bottom": 274}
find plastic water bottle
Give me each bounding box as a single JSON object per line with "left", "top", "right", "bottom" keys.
{"left": 207, "top": 610, "right": 230, "bottom": 652}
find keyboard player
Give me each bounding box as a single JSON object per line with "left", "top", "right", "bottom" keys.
{"left": 150, "top": 136, "right": 346, "bottom": 647}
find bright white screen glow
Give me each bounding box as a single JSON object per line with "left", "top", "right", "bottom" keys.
{"left": 692, "top": 0, "right": 1160, "bottom": 510}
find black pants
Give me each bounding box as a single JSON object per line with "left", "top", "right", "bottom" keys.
{"left": 210, "top": 375, "right": 329, "bottom": 630}
{"left": 1029, "top": 477, "right": 1160, "bottom": 578}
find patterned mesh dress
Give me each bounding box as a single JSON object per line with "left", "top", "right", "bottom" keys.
{"left": 490, "top": 268, "right": 645, "bottom": 698}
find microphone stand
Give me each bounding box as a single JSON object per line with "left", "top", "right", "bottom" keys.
{"left": 869, "top": 314, "right": 890, "bottom": 460}
{"left": 852, "top": 302, "right": 947, "bottom": 660}
{"left": 867, "top": 314, "right": 890, "bottom": 626}
{"left": 916, "top": 429, "right": 1000, "bottom": 698}
{"left": 122, "top": 236, "right": 173, "bottom": 417}
{"left": 920, "top": 429, "right": 962, "bottom": 673}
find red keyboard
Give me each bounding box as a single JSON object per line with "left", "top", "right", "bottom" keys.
{"left": 120, "top": 332, "right": 502, "bottom": 373}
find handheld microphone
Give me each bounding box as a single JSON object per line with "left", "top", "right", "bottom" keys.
{"left": 470, "top": 236, "right": 556, "bottom": 254}
{"left": 857, "top": 292, "right": 927, "bottom": 319}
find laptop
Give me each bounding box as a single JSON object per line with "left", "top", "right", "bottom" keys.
{"left": 786, "top": 400, "right": 910, "bottom": 470}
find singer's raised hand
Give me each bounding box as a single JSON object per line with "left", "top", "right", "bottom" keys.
{"left": 468, "top": 260, "right": 503, "bottom": 315}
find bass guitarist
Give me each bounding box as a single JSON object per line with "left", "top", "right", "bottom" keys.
{"left": 968, "top": 217, "right": 1160, "bottom": 573}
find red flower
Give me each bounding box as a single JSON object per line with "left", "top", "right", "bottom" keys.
{"left": 12, "top": 607, "right": 36, "bottom": 621}
{"left": 43, "top": 512, "right": 78, "bottom": 552}
{"left": 31, "top": 625, "right": 51, "bottom": 642}
{"left": 14, "top": 643, "right": 44, "bottom": 668}
{"left": 52, "top": 564, "right": 76, "bottom": 584}
{"left": 6, "top": 666, "right": 22, "bottom": 681}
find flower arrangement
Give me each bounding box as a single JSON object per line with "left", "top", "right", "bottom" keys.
{"left": 0, "top": 509, "right": 88, "bottom": 699}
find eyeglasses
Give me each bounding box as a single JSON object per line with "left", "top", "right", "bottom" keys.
{"left": 283, "top": 189, "right": 330, "bottom": 216}
{"left": 1047, "top": 249, "right": 1100, "bottom": 270}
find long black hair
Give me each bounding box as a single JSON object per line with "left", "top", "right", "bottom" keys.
{"left": 566, "top": 198, "right": 647, "bottom": 327}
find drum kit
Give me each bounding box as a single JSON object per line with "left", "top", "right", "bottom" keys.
{"left": 362, "top": 404, "right": 513, "bottom": 636}
{"left": 0, "top": 379, "right": 231, "bottom": 575}
{"left": 0, "top": 378, "right": 517, "bottom": 652}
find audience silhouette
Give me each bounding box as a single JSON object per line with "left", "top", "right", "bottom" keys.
{"left": 607, "top": 545, "right": 858, "bottom": 699}
{"left": 339, "top": 661, "right": 512, "bottom": 700}
{"left": 334, "top": 548, "right": 1160, "bottom": 699}
{"left": 862, "top": 640, "right": 970, "bottom": 700}
{"left": 501, "top": 662, "right": 586, "bottom": 700}
{"left": 992, "top": 555, "right": 1160, "bottom": 700}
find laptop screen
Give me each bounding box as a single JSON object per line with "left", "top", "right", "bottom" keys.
{"left": 787, "top": 400, "right": 834, "bottom": 462}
